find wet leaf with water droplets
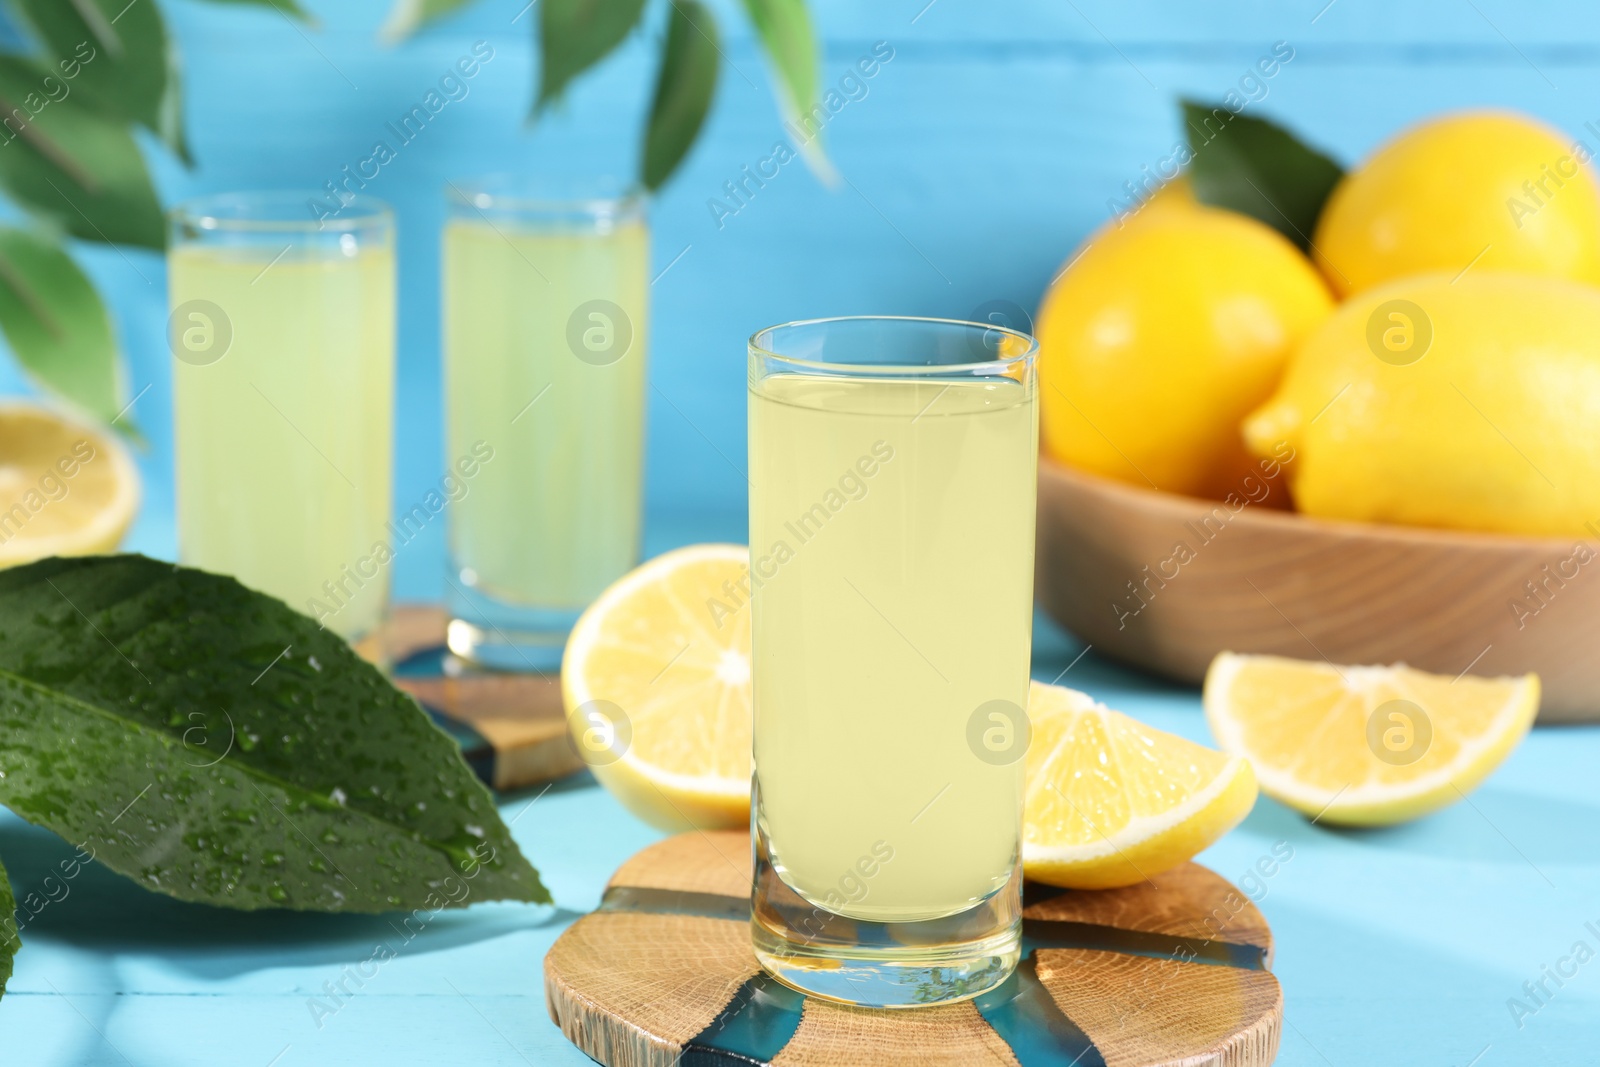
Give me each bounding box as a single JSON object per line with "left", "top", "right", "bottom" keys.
{"left": 0, "top": 855, "right": 14, "bottom": 999}
{"left": 0, "top": 555, "right": 548, "bottom": 912}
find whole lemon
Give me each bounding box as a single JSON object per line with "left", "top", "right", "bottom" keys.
{"left": 1244, "top": 272, "right": 1600, "bottom": 537}
{"left": 1313, "top": 110, "right": 1600, "bottom": 297}
{"left": 1135, "top": 175, "right": 1196, "bottom": 216}
{"left": 1036, "top": 206, "right": 1333, "bottom": 501}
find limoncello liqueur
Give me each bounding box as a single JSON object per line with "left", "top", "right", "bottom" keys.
{"left": 749, "top": 372, "right": 1036, "bottom": 923}
{"left": 441, "top": 216, "right": 647, "bottom": 619}
{"left": 170, "top": 217, "right": 395, "bottom": 642}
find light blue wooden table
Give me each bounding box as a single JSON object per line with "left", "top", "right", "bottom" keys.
{"left": 4, "top": 508, "right": 1596, "bottom": 1065}
{"left": 1, "top": 0, "right": 1597, "bottom": 1062}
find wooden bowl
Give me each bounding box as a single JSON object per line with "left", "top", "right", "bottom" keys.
{"left": 1036, "top": 457, "right": 1600, "bottom": 722}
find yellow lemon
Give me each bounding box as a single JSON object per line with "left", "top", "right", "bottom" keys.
{"left": 1204, "top": 653, "right": 1538, "bottom": 826}
{"left": 1037, "top": 205, "right": 1333, "bottom": 501}
{"left": 1313, "top": 109, "right": 1600, "bottom": 297}
{"left": 0, "top": 403, "right": 138, "bottom": 567}
{"left": 1244, "top": 271, "right": 1600, "bottom": 537}
{"left": 1133, "top": 174, "right": 1196, "bottom": 216}
{"left": 1023, "top": 681, "right": 1257, "bottom": 889}
{"left": 561, "top": 544, "right": 752, "bottom": 831}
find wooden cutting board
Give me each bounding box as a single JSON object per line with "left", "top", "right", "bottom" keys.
{"left": 545, "top": 831, "right": 1282, "bottom": 1067}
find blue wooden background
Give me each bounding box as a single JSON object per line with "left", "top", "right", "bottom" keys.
{"left": 2, "top": 0, "right": 1599, "bottom": 1063}
{"left": 27, "top": 0, "right": 1600, "bottom": 600}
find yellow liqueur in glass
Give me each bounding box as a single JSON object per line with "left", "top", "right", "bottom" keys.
{"left": 169, "top": 194, "right": 395, "bottom": 642}
{"left": 747, "top": 317, "right": 1039, "bottom": 1007}
{"left": 442, "top": 179, "right": 648, "bottom": 668}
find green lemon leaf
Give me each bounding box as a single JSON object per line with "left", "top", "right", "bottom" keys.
{"left": 380, "top": 0, "right": 479, "bottom": 42}
{"left": 1182, "top": 99, "right": 1344, "bottom": 251}
{"left": 0, "top": 855, "right": 14, "bottom": 999}
{"left": 0, "top": 555, "right": 549, "bottom": 913}
{"left": 0, "top": 56, "right": 165, "bottom": 249}
{"left": 535, "top": 0, "right": 648, "bottom": 115}
{"left": 737, "top": 0, "right": 833, "bottom": 183}
{"left": 641, "top": 0, "right": 719, "bottom": 190}
{"left": 6, "top": 0, "right": 188, "bottom": 162}
{"left": 0, "top": 226, "right": 119, "bottom": 424}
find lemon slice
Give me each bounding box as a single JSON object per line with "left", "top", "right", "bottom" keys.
{"left": 1203, "top": 652, "right": 1539, "bottom": 826}
{"left": 1023, "top": 681, "right": 1258, "bottom": 889}
{"left": 561, "top": 544, "right": 752, "bottom": 831}
{"left": 0, "top": 403, "right": 139, "bottom": 568}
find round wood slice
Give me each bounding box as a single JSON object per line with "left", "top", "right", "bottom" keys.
{"left": 545, "top": 831, "right": 1282, "bottom": 1067}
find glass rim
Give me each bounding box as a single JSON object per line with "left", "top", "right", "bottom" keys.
{"left": 169, "top": 191, "right": 393, "bottom": 234}
{"left": 445, "top": 174, "right": 648, "bottom": 219}
{"left": 748, "top": 315, "right": 1040, "bottom": 376}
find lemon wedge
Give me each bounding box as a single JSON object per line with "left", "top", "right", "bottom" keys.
{"left": 1203, "top": 652, "right": 1539, "bottom": 826}
{"left": 1024, "top": 681, "right": 1258, "bottom": 889}
{"left": 0, "top": 403, "right": 138, "bottom": 568}
{"left": 561, "top": 543, "right": 752, "bottom": 831}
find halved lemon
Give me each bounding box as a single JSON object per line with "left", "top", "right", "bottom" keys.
{"left": 0, "top": 403, "right": 138, "bottom": 568}
{"left": 1024, "top": 681, "right": 1258, "bottom": 889}
{"left": 561, "top": 544, "right": 752, "bottom": 831}
{"left": 1203, "top": 652, "right": 1539, "bottom": 826}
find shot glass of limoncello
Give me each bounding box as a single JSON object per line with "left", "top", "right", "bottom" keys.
{"left": 169, "top": 193, "right": 395, "bottom": 644}
{"left": 747, "top": 316, "right": 1039, "bottom": 1007}
{"left": 440, "top": 178, "right": 648, "bottom": 669}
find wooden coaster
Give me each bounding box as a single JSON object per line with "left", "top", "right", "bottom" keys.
{"left": 545, "top": 831, "right": 1282, "bottom": 1067}
{"left": 377, "top": 605, "right": 581, "bottom": 791}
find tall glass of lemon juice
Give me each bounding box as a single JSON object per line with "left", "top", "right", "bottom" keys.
{"left": 169, "top": 194, "right": 395, "bottom": 643}
{"left": 441, "top": 178, "right": 648, "bottom": 669}
{"left": 747, "top": 316, "right": 1039, "bottom": 1007}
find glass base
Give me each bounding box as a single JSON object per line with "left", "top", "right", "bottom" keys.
{"left": 445, "top": 568, "right": 579, "bottom": 673}
{"left": 750, "top": 826, "right": 1022, "bottom": 1008}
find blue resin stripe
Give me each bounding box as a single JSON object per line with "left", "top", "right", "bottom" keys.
{"left": 598, "top": 885, "right": 750, "bottom": 922}
{"left": 680, "top": 973, "right": 807, "bottom": 1067}
{"left": 1022, "top": 882, "right": 1072, "bottom": 910}
{"left": 973, "top": 954, "right": 1106, "bottom": 1067}
{"left": 1024, "top": 920, "right": 1268, "bottom": 970}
